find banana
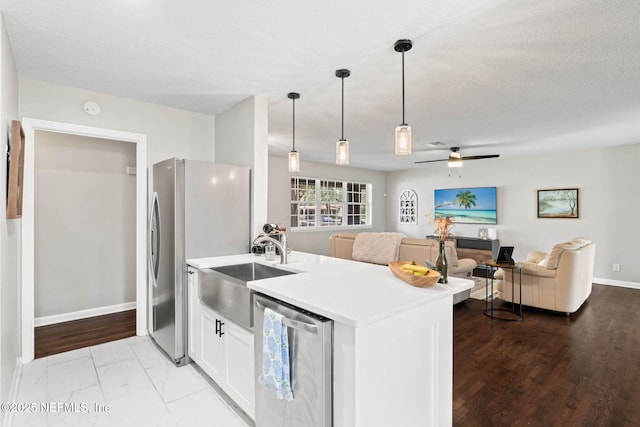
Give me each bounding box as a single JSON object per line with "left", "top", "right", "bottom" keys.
{"left": 401, "top": 262, "right": 429, "bottom": 273}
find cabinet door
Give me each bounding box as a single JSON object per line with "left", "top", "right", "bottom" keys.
{"left": 224, "top": 321, "right": 255, "bottom": 418}
{"left": 200, "top": 305, "right": 225, "bottom": 384}
{"left": 187, "top": 267, "right": 200, "bottom": 362}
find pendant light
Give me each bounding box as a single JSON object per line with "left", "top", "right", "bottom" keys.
{"left": 287, "top": 92, "right": 300, "bottom": 172}
{"left": 335, "top": 69, "right": 350, "bottom": 165}
{"left": 394, "top": 39, "right": 413, "bottom": 155}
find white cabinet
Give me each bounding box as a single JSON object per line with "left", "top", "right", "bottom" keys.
{"left": 199, "top": 304, "right": 226, "bottom": 383}
{"left": 187, "top": 268, "right": 255, "bottom": 419}
{"left": 223, "top": 319, "right": 254, "bottom": 410}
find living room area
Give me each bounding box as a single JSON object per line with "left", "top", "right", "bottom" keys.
{"left": 266, "top": 139, "right": 640, "bottom": 425}
{"left": 269, "top": 141, "right": 637, "bottom": 291}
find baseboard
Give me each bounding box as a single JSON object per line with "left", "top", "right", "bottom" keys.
{"left": 593, "top": 277, "right": 640, "bottom": 290}
{"left": 34, "top": 301, "right": 136, "bottom": 327}
{"left": 2, "top": 358, "right": 23, "bottom": 427}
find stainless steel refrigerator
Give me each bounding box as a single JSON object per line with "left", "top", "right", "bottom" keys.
{"left": 149, "top": 158, "right": 250, "bottom": 366}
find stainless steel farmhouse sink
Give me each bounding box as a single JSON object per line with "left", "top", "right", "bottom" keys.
{"left": 199, "top": 262, "right": 298, "bottom": 329}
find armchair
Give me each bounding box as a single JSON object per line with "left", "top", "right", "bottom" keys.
{"left": 495, "top": 238, "right": 595, "bottom": 314}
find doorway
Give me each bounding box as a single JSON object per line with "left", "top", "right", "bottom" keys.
{"left": 33, "top": 131, "right": 137, "bottom": 357}
{"left": 21, "top": 119, "right": 147, "bottom": 363}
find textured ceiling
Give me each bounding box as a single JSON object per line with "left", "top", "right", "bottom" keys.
{"left": 2, "top": 0, "right": 639, "bottom": 171}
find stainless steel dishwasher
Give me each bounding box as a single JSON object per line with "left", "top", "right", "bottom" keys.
{"left": 253, "top": 293, "right": 333, "bottom": 427}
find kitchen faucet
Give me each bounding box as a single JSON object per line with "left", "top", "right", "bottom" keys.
{"left": 253, "top": 233, "right": 288, "bottom": 264}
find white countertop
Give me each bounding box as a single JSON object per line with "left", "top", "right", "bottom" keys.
{"left": 188, "top": 251, "right": 473, "bottom": 328}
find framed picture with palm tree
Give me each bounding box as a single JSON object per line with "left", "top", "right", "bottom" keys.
{"left": 434, "top": 186, "right": 497, "bottom": 224}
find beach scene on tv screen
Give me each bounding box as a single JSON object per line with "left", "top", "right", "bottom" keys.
{"left": 434, "top": 187, "right": 497, "bottom": 224}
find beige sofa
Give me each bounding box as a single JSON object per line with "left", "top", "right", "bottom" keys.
{"left": 495, "top": 239, "right": 595, "bottom": 314}
{"left": 329, "top": 232, "right": 477, "bottom": 303}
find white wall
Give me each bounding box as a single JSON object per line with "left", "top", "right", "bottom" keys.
{"left": 385, "top": 143, "right": 640, "bottom": 284}
{"left": 215, "top": 96, "right": 269, "bottom": 238}
{"left": 0, "top": 15, "right": 20, "bottom": 419}
{"left": 19, "top": 78, "right": 216, "bottom": 165}
{"left": 34, "top": 132, "right": 136, "bottom": 317}
{"left": 268, "top": 155, "right": 387, "bottom": 256}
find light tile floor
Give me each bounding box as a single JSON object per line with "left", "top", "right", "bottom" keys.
{"left": 10, "top": 336, "right": 251, "bottom": 427}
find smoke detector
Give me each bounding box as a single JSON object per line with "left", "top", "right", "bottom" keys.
{"left": 83, "top": 101, "right": 101, "bottom": 116}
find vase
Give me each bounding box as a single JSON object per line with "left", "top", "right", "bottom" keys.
{"left": 436, "top": 240, "right": 448, "bottom": 284}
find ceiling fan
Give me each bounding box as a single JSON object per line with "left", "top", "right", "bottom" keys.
{"left": 414, "top": 146, "right": 500, "bottom": 165}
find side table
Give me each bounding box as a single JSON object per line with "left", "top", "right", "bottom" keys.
{"left": 481, "top": 261, "right": 523, "bottom": 321}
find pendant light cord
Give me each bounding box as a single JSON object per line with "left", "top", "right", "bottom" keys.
{"left": 292, "top": 97, "right": 296, "bottom": 151}
{"left": 401, "top": 50, "right": 406, "bottom": 125}
{"left": 341, "top": 74, "right": 345, "bottom": 140}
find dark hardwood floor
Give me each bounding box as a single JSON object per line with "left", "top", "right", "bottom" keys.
{"left": 453, "top": 284, "right": 640, "bottom": 427}
{"left": 34, "top": 309, "right": 136, "bottom": 359}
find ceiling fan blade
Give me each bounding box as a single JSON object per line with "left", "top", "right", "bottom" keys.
{"left": 415, "top": 152, "right": 500, "bottom": 165}
{"left": 414, "top": 158, "right": 449, "bottom": 164}
{"left": 459, "top": 154, "right": 500, "bottom": 160}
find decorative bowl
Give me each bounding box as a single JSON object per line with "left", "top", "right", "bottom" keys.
{"left": 388, "top": 261, "right": 440, "bottom": 288}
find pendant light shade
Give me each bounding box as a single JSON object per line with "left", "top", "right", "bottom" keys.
{"left": 287, "top": 92, "right": 300, "bottom": 172}
{"left": 335, "top": 69, "right": 351, "bottom": 165}
{"left": 395, "top": 125, "right": 411, "bottom": 155}
{"left": 336, "top": 140, "right": 349, "bottom": 165}
{"left": 394, "top": 39, "right": 413, "bottom": 155}
{"left": 288, "top": 150, "right": 300, "bottom": 172}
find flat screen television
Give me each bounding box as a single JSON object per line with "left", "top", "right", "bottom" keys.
{"left": 434, "top": 186, "right": 497, "bottom": 224}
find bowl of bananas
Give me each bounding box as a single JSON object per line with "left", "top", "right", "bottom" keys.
{"left": 388, "top": 261, "right": 441, "bottom": 288}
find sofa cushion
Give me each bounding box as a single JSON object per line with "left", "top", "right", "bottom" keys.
{"left": 526, "top": 251, "right": 548, "bottom": 263}
{"left": 520, "top": 261, "right": 557, "bottom": 277}
{"left": 398, "top": 238, "right": 434, "bottom": 265}
{"left": 546, "top": 238, "right": 593, "bottom": 269}
{"left": 452, "top": 258, "right": 477, "bottom": 277}
{"left": 329, "top": 232, "right": 358, "bottom": 260}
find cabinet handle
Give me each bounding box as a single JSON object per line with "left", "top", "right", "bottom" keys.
{"left": 215, "top": 319, "right": 225, "bottom": 337}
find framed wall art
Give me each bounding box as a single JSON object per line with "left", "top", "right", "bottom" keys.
{"left": 399, "top": 189, "right": 417, "bottom": 224}
{"left": 434, "top": 186, "right": 497, "bottom": 224}
{"left": 537, "top": 188, "right": 579, "bottom": 218}
{"left": 6, "top": 120, "right": 25, "bottom": 219}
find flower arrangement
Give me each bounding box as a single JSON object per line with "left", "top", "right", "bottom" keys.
{"left": 426, "top": 212, "right": 454, "bottom": 241}
{"left": 434, "top": 216, "right": 454, "bottom": 241}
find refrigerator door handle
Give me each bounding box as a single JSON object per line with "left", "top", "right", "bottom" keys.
{"left": 148, "top": 192, "right": 161, "bottom": 287}
{"left": 255, "top": 300, "right": 318, "bottom": 334}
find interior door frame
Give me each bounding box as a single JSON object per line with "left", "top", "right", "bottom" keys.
{"left": 21, "top": 118, "right": 148, "bottom": 363}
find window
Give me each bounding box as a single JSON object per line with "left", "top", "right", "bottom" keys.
{"left": 291, "top": 177, "right": 371, "bottom": 229}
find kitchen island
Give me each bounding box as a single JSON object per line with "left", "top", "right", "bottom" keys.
{"left": 188, "top": 251, "right": 473, "bottom": 427}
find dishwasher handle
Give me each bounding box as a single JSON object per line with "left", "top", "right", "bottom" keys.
{"left": 255, "top": 300, "right": 318, "bottom": 334}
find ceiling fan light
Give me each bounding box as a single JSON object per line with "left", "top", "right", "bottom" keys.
{"left": 448, "top": 151, "right": 462, "bottom": 167}
{"left": 288, "top": 150, "right": 300, "bottom": 172}
{"left": 395, "top": 124, "right": 412, "bottom": 155}
{"left": 336, "top": 139, "right": 349, "bottom": 165}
